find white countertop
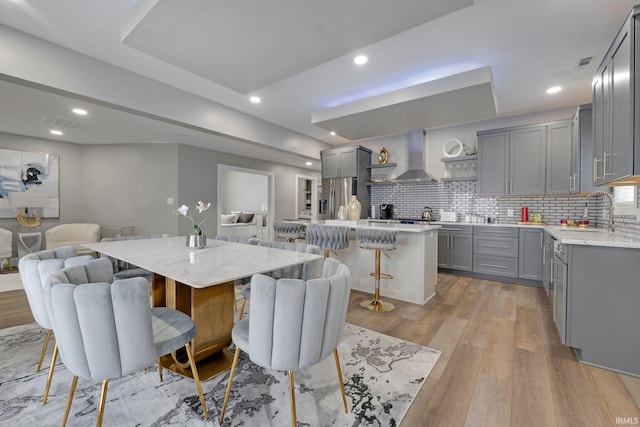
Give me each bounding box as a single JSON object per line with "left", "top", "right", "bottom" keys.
{"left": 84, "top": 236, "right": 323, "bottom": 288}
{"left": 324, "top": 219, "right": 440, "bottom": 233}
{"left": 545, "top": 226, "right": 640, "bottom": 249}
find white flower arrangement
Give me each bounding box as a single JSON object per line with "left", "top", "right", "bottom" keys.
{"left": 176, "top": 201, "right": 211, "bottom": 235}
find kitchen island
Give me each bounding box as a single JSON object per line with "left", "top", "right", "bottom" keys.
{"left": 324, "top": 220, "right": 440, "bottom": 305}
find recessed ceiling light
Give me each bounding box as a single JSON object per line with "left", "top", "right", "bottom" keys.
{"left": 354, "top": 55, "right": 368, "bottom": 65}
{"left": 330, "top": 131, "right": 336, "bottom": 136}
{"left": 249, "top": 96, "right": 261, "bottom": 104}
{"left": 50, "top": 130, "right": 63, "bottom": 135}
{"left": 546, "top": 86, "right": 562, "bottom": 94}
{"left": 72, "top": 108, "right": 88, "bottom": 115}
{"left": 305, "top": 161, "right": 313, "bottom": 166}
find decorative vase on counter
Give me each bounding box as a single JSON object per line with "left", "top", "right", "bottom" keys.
{"left": 337, "top": 205, "right": 347, "bottom": 220}
{"left": 347, "top": 195, "right": 362, "bottom": 220}
{"left": 186, "top": 234, "right": 207, "bottom": 249}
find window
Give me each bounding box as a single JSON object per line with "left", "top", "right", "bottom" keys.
{"left": 613, "top": 186, "right": 637, "bottom": 216}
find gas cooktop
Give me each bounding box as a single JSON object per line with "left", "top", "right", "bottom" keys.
{"left": 396, "top": 218, "right": 437, "bottom": 224}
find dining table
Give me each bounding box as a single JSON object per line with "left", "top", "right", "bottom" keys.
{"left": 83, "top": 236, "right": 323, "bottom": 380}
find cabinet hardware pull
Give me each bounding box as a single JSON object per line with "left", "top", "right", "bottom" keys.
{"left": 543, "top": 245, "right": 546, "bottom": 265}
{"left": 482, "top": 263, "right": 509, "bottom": 269}
{"left": 484, "top": 244, "right": 509, "bottom": 249}
{"left": 603, "top": 151, "right": 609, "bottom": 176}
{"left": 593, "top": 156, "right": 598, "bottom": 182}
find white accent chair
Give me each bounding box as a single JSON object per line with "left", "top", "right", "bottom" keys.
{"left": 18, "top": 247, "right": 94, "bottom": 404}
{"left": 0, "top": 227, "right": 12, "bottom": 271}
{"left": 45, "top": 260, "right": 209, "bottom": 426}
{"left": 219, "top": 258, "right": 352, "bottom": 426}
{"left": 45, "top": 223, "right": 101, "bottom": 256}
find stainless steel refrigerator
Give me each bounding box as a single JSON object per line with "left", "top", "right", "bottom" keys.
{"left": 319, "top": 177, "right": 369, "bottom": 219}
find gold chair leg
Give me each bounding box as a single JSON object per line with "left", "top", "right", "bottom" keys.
{"left": 334, "top": 349, "right": 349, "bottom": 413}
{"left": 96, "top": 379, "right": 109, "bottom": 427}
{"left": 6, "top": 257, "right": 12, "bottom": 272}
{"left": 37, "top": 329, "right": 52, "bottom": 372}
{"left": 288, "top": 370, "right": 297, "bottom": 427}
{"left": 185, "top": 343, "right": 208, "bottom": 420}
{"left": 62, "top": 376, "right": 78, "bottom": 427}
{"left": 157, "top": 358, "right": 163, "bottom": 382}
{"left": 42, "top": 342, "right": 59, "bottom": 405}
{"left": 239, "top": 298, "right": 247, "bottom": 321}
{"left": 219, "top": 346, "right": 241, "bottom": 424}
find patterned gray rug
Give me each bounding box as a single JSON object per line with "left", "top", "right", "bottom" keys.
{"left": 0, "top": 323, "right": 440, "bottom": 426}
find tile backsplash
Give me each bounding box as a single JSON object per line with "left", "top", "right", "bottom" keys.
{"left": 371, "top": 182, "right": 640, "bottom": 238}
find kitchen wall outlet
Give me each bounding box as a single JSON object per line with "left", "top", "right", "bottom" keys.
{"left": 507, "top": 208, "right": 514, "bottom": 217}
{"left": 167, "top": 197, "right": 174, "bottom": 205}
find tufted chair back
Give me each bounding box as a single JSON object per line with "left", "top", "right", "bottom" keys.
{"left": 251, "top": 240, "right": 321, "bottom": 280}
{"left": 18, "top": 246, "right": 93, "bottom": 329}
{"left": 305, "top": 224, "right": 350, "bottom": 257}
{"left": 247, "top": 260, "right": 351, "bottom": 370}
{"left": 45, "top": 276, "right": 155, "bottom": 380}
{"left": 273, "top": 221, "right": 306, "bottom": 241}
{"left": 356, "top": 227, "right": 398, "bottom": 250}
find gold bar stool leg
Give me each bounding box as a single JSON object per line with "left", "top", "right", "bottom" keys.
{"left": 360, "top": 248, "right": 395, "bottom": 312}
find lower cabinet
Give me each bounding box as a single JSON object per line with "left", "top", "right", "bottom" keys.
{"left": 437, "top": 225, "right": 544, "bottom": 284}
{"left": 563, "top": 244, "right": 640, "bottom": 377}
{"left": 437, "top": 225, "right": 473, "bottom": 271}
{"left": 473, "top": 226, "right": 519, "bottom": 278}
{"left": 518, "top": 228, "right": 543, "bottom": 281}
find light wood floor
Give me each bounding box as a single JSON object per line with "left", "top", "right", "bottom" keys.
{"left": 2, "top": 274, "right": 639, "bottom": 426}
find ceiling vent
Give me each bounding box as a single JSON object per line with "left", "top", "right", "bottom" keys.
{"left": 42, "top": 115, "right": 93, "bottom": 131}
{"left": 577, "top": 56, "right": 593, "bottom": 68}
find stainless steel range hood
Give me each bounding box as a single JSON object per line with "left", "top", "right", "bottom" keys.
{"left": 393, "top": 130, "right": 438, "bottom": 183}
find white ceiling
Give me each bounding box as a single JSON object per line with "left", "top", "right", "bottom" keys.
{"left": 0, "top": 0, "right": 637, "bottom": 167}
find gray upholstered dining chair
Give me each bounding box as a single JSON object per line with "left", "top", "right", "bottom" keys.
{"left": 305, "top": 224, "right": 350, "bottom": 258}
{"left": 219, "top": 258, "right": 352, "bottom": 426}
{"left": 237, "top": 239, "right": 321, "bottom": 320}
{"left": 0, "top": 227, "right": 12, "bottom": 272}
{"left": 18, "top": 246, "right": 93, "bottom": 404}
{"left": 44, "top": 261, "right": 209, "bottom": 426}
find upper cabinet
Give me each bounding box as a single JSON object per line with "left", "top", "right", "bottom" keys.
{"left": 592, "top": 6, "right": 639, "bottom": 186}
{"left": 572, "top": 104, "right": 599, "bottom": 194}
{"left": 477, "top": 121, "right": 571, "bottom": 196}
{"left": 320, "top": 146, "right": 372, "bottom": 180}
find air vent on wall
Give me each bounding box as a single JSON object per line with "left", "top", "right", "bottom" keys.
{"left": 42, "top": 115, "right": 93, "bottom": 131}
{"left": 577, "top": 56, "right": 593, "bottom": 68}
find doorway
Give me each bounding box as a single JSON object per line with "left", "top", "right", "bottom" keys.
{"left": 217, "top": 165, "right": 274, "bottom": 240}
{"left": 295, "top": 174, "right": 318, "bottom": 221}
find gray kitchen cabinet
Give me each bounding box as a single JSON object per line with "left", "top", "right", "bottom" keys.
{"left": 542, "top": 231, "right": 554, "bottom": 299}
{"left": 563, "top": 244, "right": 640, "bottom": 377}
{"left": 546, "top": 122, "right": 572, "bottom": 195}
{"left": 478, "top": 121, "right": 571, "bottom": 196}
{"left": 477, "top": 131, "right": 509, "bottom": 195}
{"left": 510, "top": 126, "right": 546, "bottom": 195}
{"left": 437, "top": 225, "right": 473, "bottom": 271}
{"left": 572, "top": 104, "right": 598, "bottom": 194}
{"left": 518, "top": 228, "right": 543, "bottom": 281}
{"left": 321, "top": 146, "right": 372, "bottom": 179}
{"left": 473, "top": 226, "right": 518, "bottom": 278}
{"left": 592, "top": 6, "right": 637, "bottom": 186}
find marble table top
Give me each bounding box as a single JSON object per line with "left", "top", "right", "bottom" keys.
{"left": 83, "top": 236, "right": 323, "bottom": 288}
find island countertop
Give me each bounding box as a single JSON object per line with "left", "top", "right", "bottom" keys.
{"left": 323, "top": 219, "right": 441, "bottom": 233}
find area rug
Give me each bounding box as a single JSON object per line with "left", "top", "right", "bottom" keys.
{"left": 0, "top": 323, "right": 440, "bottom": 426}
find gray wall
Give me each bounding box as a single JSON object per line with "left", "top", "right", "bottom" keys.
{"left": 0, "top": 134, "right": 320, "bottom": 260}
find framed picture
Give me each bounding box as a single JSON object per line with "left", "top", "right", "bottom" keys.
{"left": 0, "top": 147, "right": 60, "bottom": 219}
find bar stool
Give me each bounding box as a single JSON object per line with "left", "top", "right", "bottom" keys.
{"left": 273, "top": 221, "right": 306, "bottom": 242}
{"left": 306, "top": 224, "right": 350, "bottom": 258}
{"left": 356, "top": 228, "right": 397, "bottom": 312}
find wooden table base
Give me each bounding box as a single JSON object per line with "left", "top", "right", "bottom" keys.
{"left": 152, "top": 273, "right": 236, "bottom": 381}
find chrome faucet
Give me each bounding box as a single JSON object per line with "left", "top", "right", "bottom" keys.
{"left": 583, "top": 191, "right": 615, "bottom": 232}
